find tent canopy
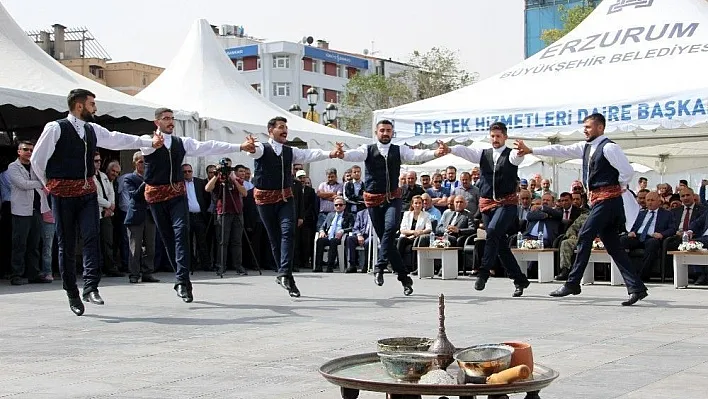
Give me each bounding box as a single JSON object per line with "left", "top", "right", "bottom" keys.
{"left": 137, "top": 19, "right": 367, "bottom": 149}
{"left": 375, "top": 0, "right": 708, "bottom": 158}
{"left": 0, "top": 3, "right": 196, "bottom": 134}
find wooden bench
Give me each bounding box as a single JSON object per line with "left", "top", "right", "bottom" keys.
{"left": 668, "top": 250, "right": 708, "bottom": 288}
{"left": 582, "top": 249, "right": 625, "bottom": 286}
{"left": 413, "top": 247, "right": 461, "bottom": 280}
{"left": 511, "top": 248, "right": 557, "bottom": 283}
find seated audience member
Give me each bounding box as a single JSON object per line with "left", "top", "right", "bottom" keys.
{"left": 397, "top": 195, "right": 433, "bottom": 272}
{"left": 620, "top": 192, "right": 675, "bottom": 279}
{"left": 314, "top": 197, "right": 353, "bottom": 272}
{"left": 436, "top": 196, "right": 474, "bottom": 247}
{"left": 345, "top": 210, "right": 372, "bottom": 273}
{"left": 523, "top": 196, "right": 562, "bottom": 248}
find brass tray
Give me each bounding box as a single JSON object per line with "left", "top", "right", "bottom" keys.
{"left": 320, "top": 352, "right": 559, "bottom": 396}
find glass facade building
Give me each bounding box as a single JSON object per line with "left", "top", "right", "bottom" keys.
{"left": 524, "top": 0, "right": 598, "bottom": 58}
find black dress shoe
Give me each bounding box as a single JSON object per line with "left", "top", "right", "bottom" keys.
{"left": 554, "top": 268, "right": 570, "bottom": 281}
{"left": 325, "top": 267, "right": 333, "bottom": 273}
{"left": 475, "top": 276, "right": 487, "bottom": 291}
{"left": 401, "top": 276, "right": 413, "bottom": 296}
{"left": 83, "top": 291, "right": 104, "bottom": 305}
{"left": 513, "top": 279, "right": 531, "bottom": 298}
{"left": 69, "top": 297, "right": 85, "bottom": 316}
{"left": 345, "top": 266, "right": 357, "bottom": 274}
{"left": 175, "top": 284, "right": 192, "bottom": 302}
{"left": 374, "top": 272, "right": 384, "bottom": 286}
{"left": 312, "top": 267, "right": 323, "bottom": 273}
{"left": 288, "top": 277, "right": 301, "bottom": 298}
{"left": 141, "top": 274, "right": 160, "bottom": 283}
{"left": 621, "top": 291, "right": 648, "bottom": 306}
{"left": 549, "top": 284, "right": 581, "bottom": 297}
{"left": 129, "top": 276, "right": 139, "bottom": 284}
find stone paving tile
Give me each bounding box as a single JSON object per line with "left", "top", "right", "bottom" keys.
{"left": 0, "top": 271, "right": 707, "bottom": 399}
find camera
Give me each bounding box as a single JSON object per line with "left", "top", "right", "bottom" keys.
{"left": 217, "top": 158, "right": 235, "bottom": 177}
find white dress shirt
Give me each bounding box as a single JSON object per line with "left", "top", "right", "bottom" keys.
{"left": 530, "top": 136, "right": 634, "bottom": 187}
{"left": 637, "top": 210, "right": 658, "bottom": 235}
{"left": 31, "top": 114, "right": 154, "bottom": 186}
{"left": 342, "top": 142, "right": 436, "bottom": 163}
{"left": 247, "top": 138, "right": 330, "bottom": 164}
{"left": 450, "top": 144, "right": 524, "bottom": 166}
{"left": 184, "top": 180, "right": 202, "bottom": 213}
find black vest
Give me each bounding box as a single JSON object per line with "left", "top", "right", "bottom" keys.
{"left": 364, "top": 144, "right": 401, "bottom": 194}
{"left": 478, "top": 147, "right": 518, "bottom": 199}
{"left": 584, "top": 139, "right": 620, "bottom": 190}
{"left": 144, "top": 135, "right": 186, "bottom": 185}
{"left": 252, "top": 143, "right": 293, "bottom": 190}
{"left": 46, "top": 119, "right": 97, "bottom": 180}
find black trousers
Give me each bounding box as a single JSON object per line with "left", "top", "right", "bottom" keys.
{"left": 99, "top": 217, "right": 119, "bottom": 273}
{"left": 188, "top": 212, "right": 210, "bottom": 271}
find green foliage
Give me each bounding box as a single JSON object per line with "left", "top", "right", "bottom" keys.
{"left": 541, "top": 4, "right": 596, "bottom": 46}
{"left": 340, "top": 72, "right": 413, "bottom": 133}
{"left": 406, "top": 47, "right": 477, "bottom": 100}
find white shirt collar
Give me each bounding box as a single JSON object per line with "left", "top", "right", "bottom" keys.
{"left": 586, "top": 136, "right": 609, "bottom": 147}
{"left": 493, "top": 145, "right": 507, "bottom": 153}
{"left": 268, "top": 138, "right": 283, "bottom": 151}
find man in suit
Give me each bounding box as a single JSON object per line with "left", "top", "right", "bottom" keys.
{"left": 435, "top": 195, "right": 474, "bottom": 247}
{"left": 346, "top": 209, "right": 372, "bottom": 273}
{"left": 315, "top": 197, "right": 354, "bottom": 272}
{"left": 687, "top": 207, "right": 708, "bottom": 284}
{"left": 558, "top": 191, "right": 581, "bottom": 233}
{"left": 666, "top": 187, "right": 705, "bottom": 282}
{"left": 620, "top": 191, "right": 676, "bottom": 279}
{"left": 517, "top": 189, "right": 533, "bottom": 233}
{"left": 524, "top": 197, "right": 563, "bottom": 248}
{"left": 123, "top": 152, "right": 159, "bottom": 284}
{"left": 296, "top": 170, "right": 317, "bottom": 269}
{"left": 181, "top": 163, "right": 211, "bottom": 272}
{"left": 343, "top": 165, "right": 365, "bottom": 215}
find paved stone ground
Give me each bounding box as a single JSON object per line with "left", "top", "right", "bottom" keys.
{"left": 0, "top": 270, "right": 707, "bottom": 399}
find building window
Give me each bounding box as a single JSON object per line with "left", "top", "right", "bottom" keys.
{"left": 257, "top": 58, "right": 261, "bottom": 69}
{"left": 89, "top": 65, "right": 104, "bottom": 79}
{"left": 312, "top": 60, "right": 320, "bottom": 73}
{"left": 252, "top": 84, "right": 261, "bottom": 94}
{"left": 236, "top": 60, "right": 244, "bottom": 71}
{"left": 323, "top": 62, "right": 337, "bottom": 76}
{"left": 336, "top": 65, "right": 343, "bottom": 78}
{"left": 323, "top": 88, "right": 338, "bottom": 104}
{"left": 273, "top": 55, "right": 290, "bottom": 69}
{"left": 272, "top": 82, "right": 290, "bottom": 97}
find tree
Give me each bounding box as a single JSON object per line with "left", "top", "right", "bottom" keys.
{"left": 541, "top": 3, "right": 596, "bottom": 46}
{"left": 340, "top": 72, "right": 413, "bottom": 134}
{"left": 406, "top": 47, "right": 477, "bottom": 100}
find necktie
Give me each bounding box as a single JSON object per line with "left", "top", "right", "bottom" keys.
{"left": 640, "top": 211, "right": 655, "bottom": 241}
{"left": 683, "top": 207, "right": 691, "bottom": 231}
{"left": 582, "top": 143, "right": 591, "bottom": 189}
{"left": 564, "top": 210, "right": 569, "bottom": 220}
{"left": 329, "top": 213, "right": 340, "bottom": 239}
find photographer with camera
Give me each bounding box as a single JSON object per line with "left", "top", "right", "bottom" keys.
{"left": 205, "top": 158, "right": 248, "bottom": 276}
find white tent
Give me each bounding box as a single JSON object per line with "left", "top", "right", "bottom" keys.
{"left": 0, "top": 2, "right": 197, "bottom": 135}
{"left": 375, "top": 0, "right": 708, "bottom": 173}
{"left": 137, "top": 18, "right": 367, "bottom": 180}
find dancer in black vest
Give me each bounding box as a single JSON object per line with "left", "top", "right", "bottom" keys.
{"left": 241, "top": 116, "right": 341, "bottom": 297}
{"left": 141, "top": 108, "right": 243, "bottom": 303}
{"left": 32, "top": 89, "right": 163, "bottom": 316}
{"left": 516, "top": 113, "right": 648, "bottom": 306}
{"left": 339, "top": 120, "right": 447, "bottom": 295}
{"left": 450, "top": 122, "right": 531, "bottom": 297}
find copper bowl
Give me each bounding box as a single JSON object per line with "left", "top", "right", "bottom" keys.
{"left": 377, "top": 337, "right": 433, "bottom": 353}
{"left": 454, "top": 344, "right": 514, "bottom": 377}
